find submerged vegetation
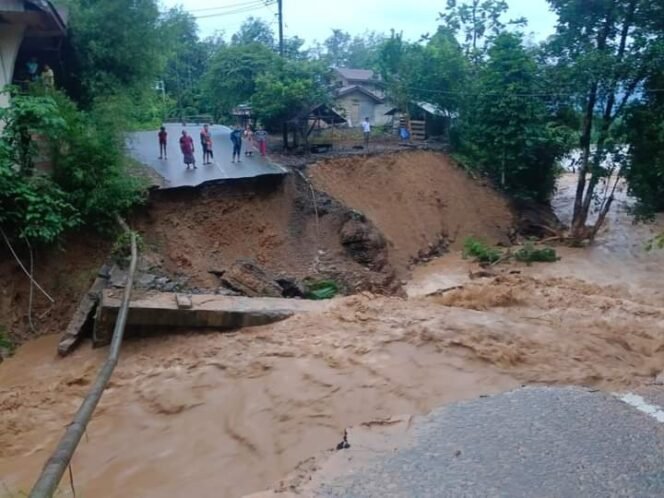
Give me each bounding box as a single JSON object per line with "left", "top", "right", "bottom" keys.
{"left": 463, "top": 237, "right": 559, "bottom": 265}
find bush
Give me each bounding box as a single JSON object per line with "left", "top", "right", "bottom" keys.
{"left": 0, "top": 90, "right": 147, "bottom": 244}
{"left": 514, "top": 242, "right": 558, "bottom": 264}
{"left": 462, "top": 237, "right": 503, "bottom": 263}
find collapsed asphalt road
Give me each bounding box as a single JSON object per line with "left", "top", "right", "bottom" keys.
{"left": 128, "top": 123, "right": 286, "bottom": 188}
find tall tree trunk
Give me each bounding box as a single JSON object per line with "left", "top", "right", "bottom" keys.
{"left": 578, "top": 0, "right": 636, "bottom": 234}
{"left": 571, "top": 82, "right": 597, "bottom": 236}
{"left": 570, "top": 4, "right": 616, "bottom": 239}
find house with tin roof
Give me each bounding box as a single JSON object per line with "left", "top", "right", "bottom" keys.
{"left": 330, "top": 67, "right": 392, "bottom": 127}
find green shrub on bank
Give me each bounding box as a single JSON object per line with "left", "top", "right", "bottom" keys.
{"left": 514, "top": 242, "right": 559, "bottom": 264}
{"left": 462, "top": 237, "right": 503, "bottom": 263}
{"left": 463, "top": 237, "right": 559, "bottom": 265}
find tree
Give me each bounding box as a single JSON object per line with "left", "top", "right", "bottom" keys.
{"left": 411, "top": 27, "right": 468, "bottom": 114}
{"left": 231, "top": 17, "right": 275, "bottom": 47}
{"left": 66, "top": 0, "right": 164, "bottom": 106}
{"left": 546, "top": 0, "right": 664, "bottom": 240}
{"left": 204, "top": 43, "right": 278, "bottom": 120}
{"left": 439, "top": 0, "right": 526, "bottom": 63}
{"left": 457, "top": 33, "right": 571, "bottom": 201}
{"left": 283, "top": 36, "right": 308, "bottom": 60}
{"left": 324, "top": 29, "right": 352, "bottom": 66}
{"left": 160, "top": 8, "right": 221, "bottom": 117}
{"left": 251, "top": 60, "right": 328, "bottom": 137}
{"left": 624, "top": 66, "right": 664, "bottom": 218}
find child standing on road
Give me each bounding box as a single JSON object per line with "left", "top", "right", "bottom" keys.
{"left": 200, "top": 124, "right": 214, "bottom": 165}
{"left": 230, "top": 127, "right": 243, "bottom": 164}
{"left": 179, "top": 130, "right": 196, "bottom": 169}
{"left": 158, "top": 126, "right": 168, "bottom": 159}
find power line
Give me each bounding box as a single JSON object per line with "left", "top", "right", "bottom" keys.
{"left": 398, "top": 84, "right": 664, "bottom": 99}
{"left": 188, "top": 0, "right": 272, "bottom": 13}
{"left": 193, "top": 1, "right": 276, "bottom": 19}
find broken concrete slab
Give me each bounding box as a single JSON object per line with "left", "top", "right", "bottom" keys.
{"left": 58, "top": 264, "right": 111, "bottom": 356}
{"left": 93, "top": 290, "right": 331, "bottom": 347}
{"left": 221, "top": 259, "right": 285, "bottom": 297}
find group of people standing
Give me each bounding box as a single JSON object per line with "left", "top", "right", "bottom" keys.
{"left": 157, "top": 124, "right": 269, "bottom": 170}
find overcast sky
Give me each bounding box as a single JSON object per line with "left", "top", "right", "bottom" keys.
{"left": 162, "top": 0, "right": 558, "bottom": 46}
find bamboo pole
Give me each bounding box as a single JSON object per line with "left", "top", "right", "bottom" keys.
{"left": 29, "top": 228, "right": 138, "bottom": 498}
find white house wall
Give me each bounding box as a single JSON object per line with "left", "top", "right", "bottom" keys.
{"left": 0, "top": 24, "right": 25, "bottom": 109}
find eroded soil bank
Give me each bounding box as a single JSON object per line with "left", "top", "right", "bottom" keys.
{"left": 0, "top": 161, "right": 662, "bottom": 497}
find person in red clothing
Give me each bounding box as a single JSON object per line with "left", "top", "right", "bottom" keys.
{"left": 158, "top": 126, "right": 168, "bottom": 159}
{"left": 179, "top": 130, "right": 196, "bottom": 169}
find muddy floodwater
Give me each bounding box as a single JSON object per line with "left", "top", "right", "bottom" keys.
{"left": 1, "top": 174, "right": 663, "bottom": 497}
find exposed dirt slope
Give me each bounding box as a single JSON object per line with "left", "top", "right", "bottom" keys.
{"left": 309, "top": 151, "right": 514, "bottom": 273}
{"left": 0, "top": 234, "right": 110, "bottom": 345}
{"left": 131, "top": 175, "right": 398, "bottom": 294}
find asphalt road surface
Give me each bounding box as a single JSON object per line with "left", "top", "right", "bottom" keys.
{"left": 128, "top": 123, "right": 285, "bottom": 188}
{"left": 313, "top": 387, "right": 664, "bottom": 498}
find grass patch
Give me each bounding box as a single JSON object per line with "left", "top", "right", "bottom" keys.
{"left": 0, "top": 326, "right": 14, "bottom": 353}
{"left": 514, "top": 242, "right": 559, "bottom": 264}
{"left": 462, "top": 237, "right": 503, "bottom": 263}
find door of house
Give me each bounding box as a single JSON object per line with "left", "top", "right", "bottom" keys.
{"left": 351, "top": 99, "right": 360, "bottom": 126}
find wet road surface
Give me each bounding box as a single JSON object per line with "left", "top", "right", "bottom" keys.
{"left": 313, "top": 387, "right": 664, "bottom": 498}
{"left": 127, "top": 123, "right": 286, "bottom": 188}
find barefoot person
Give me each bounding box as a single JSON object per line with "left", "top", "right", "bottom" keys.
{"left": 244, "top": 126, "right": 255, "bottom": 157}
{"left": 200, "top": 124, "right": 214, "bottom": 165}
{"left": 362, "top": 117, "right": 371, "bottom": 149}
{"left": 158, "top": 126, "right": 168, "bottom": 159}
{"left": 179, "top": 130, "right": 196, "bottom": 169}
{"left": 230, "top": 127, "right": 243, "bottom": 164}
{"left": 255, "top": 127, "right": 268, "bottom": 157}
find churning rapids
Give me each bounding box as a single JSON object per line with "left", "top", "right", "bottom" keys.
{"left": 1, "top": 173, "right": 663, "bottom": 497}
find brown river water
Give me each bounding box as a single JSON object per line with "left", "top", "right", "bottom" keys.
{"left": 1, "top": 174, "right": 663, "bottom": 497}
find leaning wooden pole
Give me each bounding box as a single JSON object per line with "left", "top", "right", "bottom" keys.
{"left": 29, "top": 226, "right": 138, "bottom": 498}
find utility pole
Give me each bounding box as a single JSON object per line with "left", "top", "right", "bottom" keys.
{"left": 278, "top": 0, "right": 284, "bottom": 56}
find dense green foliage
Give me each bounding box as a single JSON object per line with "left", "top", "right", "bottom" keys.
{"left": 456, "top": 33, "right": 571, "bottom": 202}
{"left": 0, "top": 91, "right": 145, "bottom": 244}
{"left": 624, "top": 69, "right": 664, "bottom": 218}
{"left": 66, "top": 0, "right": 163, "bottom": 109}
{"left": 514, "top": 242, "right": 558, "bottom": 264}
{"left": 204, "top": 43, "right": 278, "bottom": 120}
{"left": 252, "top": 60, "right": 329, "bottom": 131}
{"left": 544, "top": 0, "right": 664, "bottom": 238}
{"left": 462, "top": 237, "right": 502, "bottom": 263}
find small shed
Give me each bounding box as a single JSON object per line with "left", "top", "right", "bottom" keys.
{"left": 285, "top": 103, "right": 346, "bottom": 151}
{"left": 386, "top": 101, "right": 456, "bottom": 141}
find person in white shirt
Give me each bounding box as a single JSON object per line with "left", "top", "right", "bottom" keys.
{"left": 362, "top": 117, "right": 371, "bottom": 149}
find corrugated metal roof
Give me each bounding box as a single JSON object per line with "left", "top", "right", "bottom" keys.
{"left": 334, "top": 68, "right": 376, "bottom": 81}
{"left": 335, "top": 85, "right": 384, "bottom": 103}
